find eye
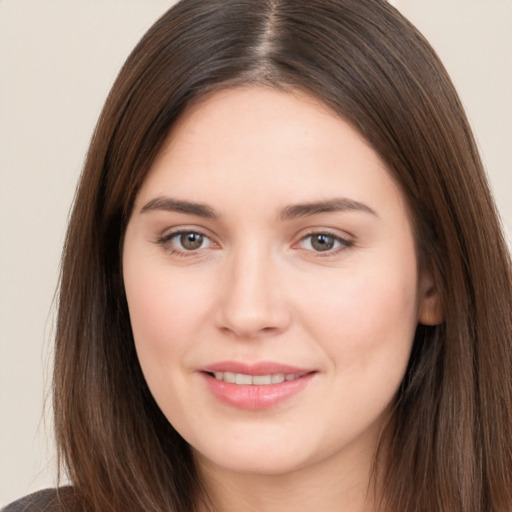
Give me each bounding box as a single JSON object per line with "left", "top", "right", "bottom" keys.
{"left": 157, "top": 230, "right": 215, "bottom": 255}
{"left": 176, "top": 232, "right": 207, "bottom": 250}
{"left": 298, "top": 232, "right": 352, "bottom": 254}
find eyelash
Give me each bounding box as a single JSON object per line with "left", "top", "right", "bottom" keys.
{"left": 296, "top": 230, "right": 354, "bottom": 256}
{"left": 156, "top": 229, "right": 353, "bottom": 257}
{"left": 156, "top": 229, "right": 216, "bottom": 257}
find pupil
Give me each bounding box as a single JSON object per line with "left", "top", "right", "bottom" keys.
{"left": 312, "top": 234, "right": 334, "bottom": 251}
{"left": 181, "top": 232, "right": 203, "bottom": 250}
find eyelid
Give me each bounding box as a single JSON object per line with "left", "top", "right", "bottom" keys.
{"left": 154, "top": 225, "right": 353, "bottom": 258}
{"left": 293, "top": 228, "right": 354, "bottom": 255}
{"left": 155, "top": 226, "right": 219, "bottom": 256}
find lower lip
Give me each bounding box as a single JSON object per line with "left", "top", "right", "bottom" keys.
{"left": 201, "top": 372, "right": 315, "bottom": 410}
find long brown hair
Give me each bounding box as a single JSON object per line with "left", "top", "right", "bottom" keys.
{"left": 54, "top": 1, "right": 512, "bottom": 510}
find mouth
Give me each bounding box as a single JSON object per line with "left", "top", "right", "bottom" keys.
{"left": 199, "top": 362, "right": 316, "bottom": 410}
{"left": 206, "top": 371, "right": 308, "bottom": 385}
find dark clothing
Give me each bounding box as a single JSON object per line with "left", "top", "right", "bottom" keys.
{"left": 2, "top": 489, "right": 73, "bottom": 512}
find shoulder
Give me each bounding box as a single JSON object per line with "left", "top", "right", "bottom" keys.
{"left": 2, "top": 488, "right": 75, "bottom": 512}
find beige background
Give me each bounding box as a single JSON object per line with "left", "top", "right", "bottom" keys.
{"left": 0, "top": 0, "right": 510, "bottom": 506}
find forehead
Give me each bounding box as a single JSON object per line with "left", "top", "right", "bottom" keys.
{"left": 131, "top": 86, "right": 411, "bottom": 233}
{"left": 164, "top": 86, "right": 377, "bottom": 159}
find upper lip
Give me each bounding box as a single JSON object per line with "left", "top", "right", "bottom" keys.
{"left": 200, "top": 361, "right": 313, "bottom": 376}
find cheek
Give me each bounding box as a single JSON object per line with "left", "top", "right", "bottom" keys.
{"left": 125, "top": 258, "right": 210, "bottom": 347}
{"left": 123, "top": 254, "right": 216, "bottom": 406}
{"left": 298, "top": 258, "right": 419, "bottom": 373}
{"left": 297, "top": 262, "right": 419, "bottom": 435}
{"left": 123, "top": 261, "right": 215, "bottom": 426}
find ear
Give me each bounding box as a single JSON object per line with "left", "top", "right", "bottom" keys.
{"left": 417, "top": 269, "right": 443, "bottom": 326}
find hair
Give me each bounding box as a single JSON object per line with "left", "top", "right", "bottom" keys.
{"left": 53, "top": 1, "right": 512, "bottom": 511}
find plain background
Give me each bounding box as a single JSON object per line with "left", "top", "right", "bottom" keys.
{"left": 0, "top": 0, "right": 511, "bottom": 506}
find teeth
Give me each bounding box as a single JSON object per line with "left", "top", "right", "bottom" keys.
{"left": 253, "top": 375, "right": 273, "bottom": 385}
{"left": 235, "top": 373, "right": 253, "bottom": 385}
{"left": 223, "top": 372, "right": 235, "bottom": 383}
{"left": 211, "top": 372, "right": 302, "bottom": 385}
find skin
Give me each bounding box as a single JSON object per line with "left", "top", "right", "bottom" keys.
{"left": 123, "top": 87, "right": 440, "bottom": 512}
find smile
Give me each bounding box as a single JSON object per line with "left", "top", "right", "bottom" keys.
{"left": 211, "top": 372, "right": 305, "bottom": 385}
{"left": 200, "top": 363, "right": 316, "bottom": 410}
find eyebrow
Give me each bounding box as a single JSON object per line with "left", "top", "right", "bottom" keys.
{"left": 140, "top": 196, "right": 377, "bottom": 221}
{"left": 279, "top": 198, "right": 378, "bottom": 221}
{"left": 140, "top": 197, "right": 219, "bottom": 219}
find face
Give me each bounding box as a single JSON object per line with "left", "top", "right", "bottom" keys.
{"left": 123, "top": 87, "right": 438, "bottom": 479}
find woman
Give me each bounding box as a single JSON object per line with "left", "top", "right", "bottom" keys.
{"left": 4, "top": 0, "right": 512, "bottom": 511}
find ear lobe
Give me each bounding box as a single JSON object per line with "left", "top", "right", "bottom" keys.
{"left": 417, "top": 271, "right": 443, "bottom": 326}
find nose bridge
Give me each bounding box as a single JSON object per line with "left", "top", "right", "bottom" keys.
{"left": 216, "top": 239, "right": 289, "bottom": 337}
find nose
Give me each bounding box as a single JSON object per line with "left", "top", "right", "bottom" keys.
{"left": 215, "top": 244, "right": 291, "bottom": 339}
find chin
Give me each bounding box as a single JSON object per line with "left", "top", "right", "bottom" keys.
{"left": 194, "top": 445, "right": 310, "bottom": 477}
{"left": 187, "top": 427, "right": 314, "bottom": 476}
